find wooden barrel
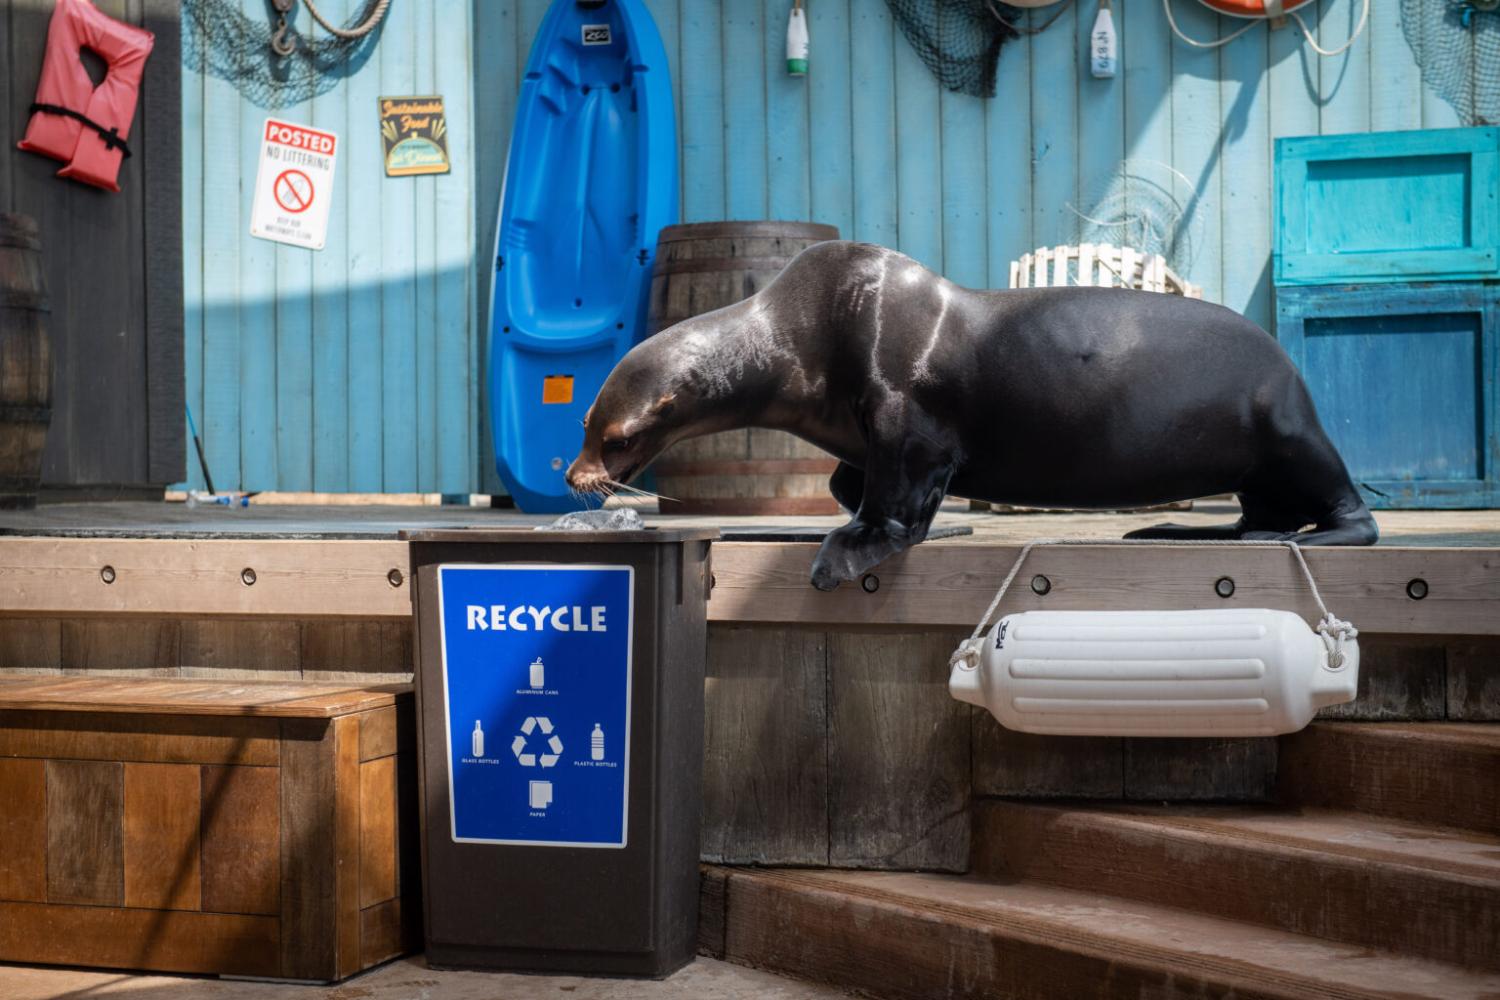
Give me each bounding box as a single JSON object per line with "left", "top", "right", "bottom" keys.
{"left": 0, "top": 215, "right": 52, "bottom": 510}
{"left": 647, "top": 221, "right": 841, "bottom": 515}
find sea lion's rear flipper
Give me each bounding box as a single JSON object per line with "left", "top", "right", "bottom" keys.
{"left": 1287, "top": 507, "right": 1379, "bottom": 546}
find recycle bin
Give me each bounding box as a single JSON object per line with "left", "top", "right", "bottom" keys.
{"left": 406, "top": 528, "right": 717, "bottom": 977}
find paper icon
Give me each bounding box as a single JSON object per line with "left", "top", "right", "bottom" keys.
{"left": 529, "top": 780, "right": 553, "bottom": 810}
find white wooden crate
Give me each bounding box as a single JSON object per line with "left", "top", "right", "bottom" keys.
{"left": 1009, "top": 244, "right": 1203, "bottom": 299}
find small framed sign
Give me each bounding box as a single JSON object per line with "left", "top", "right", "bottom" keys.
{"left": 380, "top": 95, "right": 451, "bottom": 177}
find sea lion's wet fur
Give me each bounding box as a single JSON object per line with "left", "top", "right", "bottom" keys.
{"left": 568, "top": 241, "right": 1377, "bottom": 590}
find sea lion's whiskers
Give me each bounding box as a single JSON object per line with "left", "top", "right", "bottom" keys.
{"left": 604, "top": 479, "right": 676, "bottom": 504}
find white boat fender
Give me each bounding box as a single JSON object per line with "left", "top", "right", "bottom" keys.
{"left": 948, "top": 540, "right": 1360, "bottom": 738}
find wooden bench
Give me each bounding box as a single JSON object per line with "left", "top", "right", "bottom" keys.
{"left": 0, "top": 677, "right": 418, "bottom": 982}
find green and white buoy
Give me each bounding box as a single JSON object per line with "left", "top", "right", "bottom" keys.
{"left": 787, "top": 0, "right": 808, "bottom": 75}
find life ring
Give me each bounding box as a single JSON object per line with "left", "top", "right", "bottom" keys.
{"left": 1166, "top": 0, "right": 1369, "bottom": 55}
{"left": 1195, "top": 0, "right": 1314, "bottom": 17}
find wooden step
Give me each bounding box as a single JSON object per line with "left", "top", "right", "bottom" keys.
{"left": 706, "top": 867, "right": 1500, "bottom": 1000}
{"left": 1278, "top": 723, "right": 1500, "bottom": 834}
{"left": 971, "top": 800, "right": 1500, "bottom": 971}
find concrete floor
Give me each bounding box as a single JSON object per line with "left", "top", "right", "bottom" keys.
{"left": 0, "top": 956, "right": 849, "bottom": 1000}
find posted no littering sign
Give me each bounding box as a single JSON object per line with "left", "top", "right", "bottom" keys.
{"left": 251, "top": 118, "right": 338, "bottom": 251}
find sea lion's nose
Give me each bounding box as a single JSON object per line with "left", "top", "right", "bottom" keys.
{"left": 565, "top": 453, "right": 603, "bottom": 488}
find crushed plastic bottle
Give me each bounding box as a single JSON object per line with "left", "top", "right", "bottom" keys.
{"left": 537, "top": 508, "right": 646, "bottom": 532}
{"left": 185, "top": 491, "right": 249, "bottom": 508}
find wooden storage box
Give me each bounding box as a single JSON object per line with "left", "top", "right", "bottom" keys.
{"left": 1275, "top": 127, "right": 1500, "bottom": 286}
{"left": 1275, "top": 281, "right": 1499, "bottom": 509}
{"left": 0, "top": 677, "right": 419, "bottom": 982}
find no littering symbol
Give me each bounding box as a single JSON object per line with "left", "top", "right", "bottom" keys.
{"left": 273, "top": 168, "right": 314, "bottom": 214}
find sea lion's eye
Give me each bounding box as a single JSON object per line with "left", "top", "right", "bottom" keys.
{"left": 605, "top": 436, "right": 632, "bottom": 453}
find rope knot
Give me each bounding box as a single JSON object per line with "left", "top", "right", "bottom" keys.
{"left": 1317, "top": 613, "right": 1358, "bottom": 670}
{"left": 949, "top": 637, "right": 984, "bottom": 672}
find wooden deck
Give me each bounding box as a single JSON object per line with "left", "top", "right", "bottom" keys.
{"left": 0, "top": 501, "right": 1493, "bottom": 874}
{"left": 0, "top": 501, "right": 1495, "bottom": 635}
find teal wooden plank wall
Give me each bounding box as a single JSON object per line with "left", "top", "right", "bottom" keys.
{"left": 181, "top": 0, "right": 477, "bottom": 492}
{"left": 470, "top": 0, "right": 1459, "bottom": 494}
{"left": 188, "top": 1, "right": 1460, "bottom": 494}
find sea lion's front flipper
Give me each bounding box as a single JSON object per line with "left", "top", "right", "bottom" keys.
{"left": 810, "top": 418, "right": 957, "bottom": 591}
{"left": 828, "top": 461, "right": 864, "bottom": 514}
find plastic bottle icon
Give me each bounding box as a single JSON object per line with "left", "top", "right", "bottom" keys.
{"left": 472, "top": 720, "right": 485, "bottom": 758}
{"left": 530, "top": 657, "right": 545, "bottom": 689}
{"left": 591, "top": 723, "right": 605, "bottom": 761}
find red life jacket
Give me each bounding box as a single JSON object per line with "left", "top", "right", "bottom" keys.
{"left": 17, "top": 0, "right": 154, "bottom": 193}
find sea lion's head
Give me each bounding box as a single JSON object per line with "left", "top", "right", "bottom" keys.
{"left": 565, "top": 334, "right": 696, "bottom": 498}
{"left": 567, "top": 295, "right": 794, "bottom": 498}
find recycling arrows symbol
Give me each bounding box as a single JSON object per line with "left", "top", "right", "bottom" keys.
{"left": 511, "top": 716, "right": 563, "bottom": 768}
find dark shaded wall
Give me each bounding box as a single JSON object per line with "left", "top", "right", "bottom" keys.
{"left": 1, "top": 0, "right": 183, "bottom": 497}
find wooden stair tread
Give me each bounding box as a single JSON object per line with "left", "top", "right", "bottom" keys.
{"left": 719, "top": 867, "right": 1500, "bottom": 999}
{"left": 973, "top": 801, "right": 1500, "bottom": 971}
{"left": 1279, "top": 722, "right": 1500, "bottom": 834}
{"left": 0, "top": 676, "right": 410, "bottom": 718}
{"left": 997, "top": 802, "right": 1500, "bottom": 881}
{"left": 1315, "top": 722, "right": 1500, "bottom": 749}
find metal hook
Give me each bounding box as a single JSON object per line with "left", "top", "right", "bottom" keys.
{"left": 271, "top": 14, "right": 296, "bottom": 57}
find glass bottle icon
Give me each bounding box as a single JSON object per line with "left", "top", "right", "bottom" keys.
{"left": 591, "top": 723, "right": 604, "bottom": 761}
{"left": 472, "top": 720, "right": 485, "bottom": 758}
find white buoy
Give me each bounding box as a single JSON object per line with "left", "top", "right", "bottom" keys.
{"left": 786, "top": 1, "right": 808, "bottom": 76}
{"left": 1091, "top": 0, "right": 1117, "bottom": 78}
{"left": 950, "top": 608, "right": 1358, "bottom": 737}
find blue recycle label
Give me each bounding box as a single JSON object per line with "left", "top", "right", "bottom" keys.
{"left": 436, "top": 563, "right": 633, "bottom": 848}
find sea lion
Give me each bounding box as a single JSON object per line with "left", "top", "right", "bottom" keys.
{"left": 566, "top": 241, "right": 1378, "bottom": 591}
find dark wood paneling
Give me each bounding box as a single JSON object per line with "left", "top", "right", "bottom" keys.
{"left": 1446, "top": 638, "right": 1500, "bottom": 720}
{"left": 123, "top": 762, "right": 201, "bottom": 910}
{"left": 972, "top": 717, "right": 1124, "bottom": 799}
{"left": 701, "top": 626, "right": 829, "bottom": 866}
{"left": 179, "top": 619, "right": 302, "bottom": 677}
{"left": 0, "top": 757, "right": 46, "bottom": 901}
{"left": 300, "top": 620, "right": 413, "bottom": 676}
{"left": 827, "top": 631, "right": 970, "bottom": 872}
{"left": 1318, "top": 636, "right": 1448, "bottom": 721}
{"left": 59, "top": 619, "right": 180, "bottom": 674}
{"left": 141, "top": 0, "right": 183, "bottom": 485}
{"left": 279, "top": 717, "right": 336, "bottom": 979}
{"left": 2, "top": 0, "right": 182, "bottom": 491}
{"left": 0, "top": 619, "right": 61, "bottom": 671}
{"left": 200, "top": 765, "right": 279, "bottom": 915}
{"left": 1123, "top": 738, "right": 1278, "bottom": 802}
{"left": 46, "top": 758, "right": 124, "bottom": 905}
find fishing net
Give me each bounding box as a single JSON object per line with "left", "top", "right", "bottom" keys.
{"left": 1400, "top": 0, "right": 1500, "bottom": 126}
{"left": 181, "top": 0, "right": 386, "bottom": 110}
{"left": 883, "top": 0, "right": 1029, "bottom": 98}
{"left": 1068, "top": 159, "right": 1207, "bottom": 280}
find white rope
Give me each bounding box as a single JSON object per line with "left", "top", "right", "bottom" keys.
{"left": 949, "top": 538, "right": 1358, "bottom": 674}
{"left": 302, "top": 0, "right": 391, "bottom": 39}
{"left": 1162, "top": 0, "right": 1369, "bottom": 56}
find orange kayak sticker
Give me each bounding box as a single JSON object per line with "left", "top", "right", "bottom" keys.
{"left": 542, "top": 375, "right": 574, "bottom": 404}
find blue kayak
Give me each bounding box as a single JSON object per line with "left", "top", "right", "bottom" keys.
{"left": 489, "top": 0, "right": 678, "bottom": 512}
